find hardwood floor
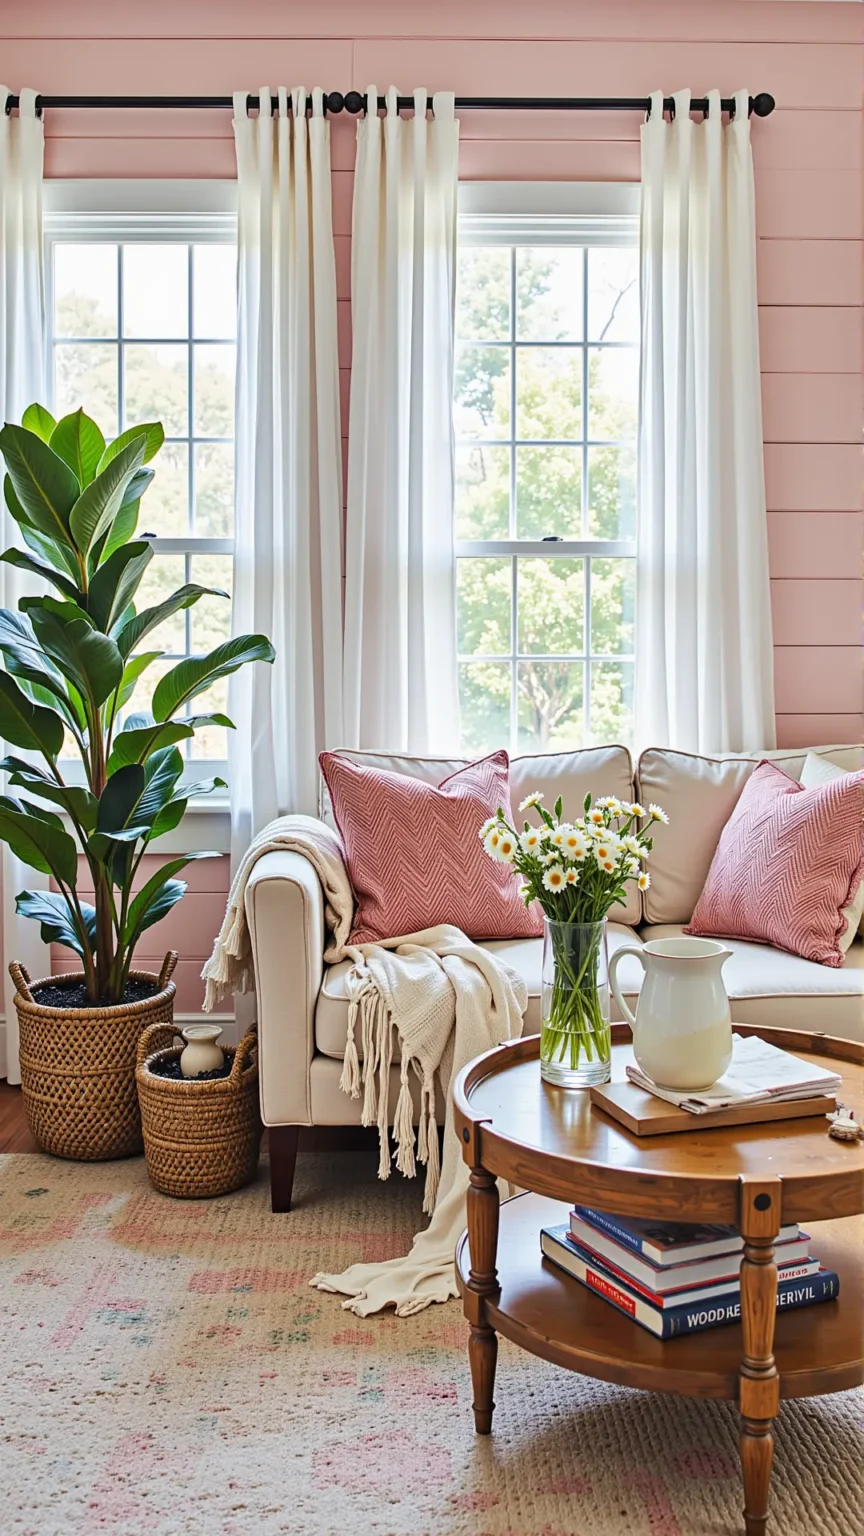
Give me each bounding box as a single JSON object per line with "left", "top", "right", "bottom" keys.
{"left": 0, "top": 1082, "right": 38, "bottom": 1152}
{"left": 0, "top": 1082, "right": 381, "bottom": 1156}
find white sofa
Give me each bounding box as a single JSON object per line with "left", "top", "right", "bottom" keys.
{"left": 245, "top": 742, "right": 864, "bottom": 1210}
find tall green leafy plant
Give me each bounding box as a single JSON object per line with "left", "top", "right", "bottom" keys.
{"left": 0, "top": 404, "right": 274, "bottom": 1005}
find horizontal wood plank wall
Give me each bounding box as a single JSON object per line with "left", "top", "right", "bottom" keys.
{"left": 1, "top": 0, "right": 861, "bottom": 994}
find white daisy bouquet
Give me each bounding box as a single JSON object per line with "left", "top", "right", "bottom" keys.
{"left": 480, "top": 791, "right": 669, "bottom": 1082}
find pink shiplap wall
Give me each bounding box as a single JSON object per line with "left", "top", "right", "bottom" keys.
{"left": 4, "top": 0, "right": 861, "bottom": 996}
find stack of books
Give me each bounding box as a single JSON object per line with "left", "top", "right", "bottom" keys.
{"left": 540, "top": 1206, "right": 840, "bottom": 1338}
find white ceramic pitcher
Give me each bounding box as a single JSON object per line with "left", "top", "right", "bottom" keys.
{"left": 608, "top": 936, "right": 733, "bottom": 1090}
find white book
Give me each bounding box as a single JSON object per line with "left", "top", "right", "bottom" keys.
{"left": 626, "top": 1033, "right": 842, "bottom": 1115}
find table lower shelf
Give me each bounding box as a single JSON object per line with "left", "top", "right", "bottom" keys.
{"left": 455, "top": 1193, "right": 863, "bottom": 1402}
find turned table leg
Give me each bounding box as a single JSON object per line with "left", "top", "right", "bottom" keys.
{"left": 465, "top": 1166, "right": 500, "bottom": 1434}
{"left": 738, "top": 1179, "right": 781, "bottom": 1536}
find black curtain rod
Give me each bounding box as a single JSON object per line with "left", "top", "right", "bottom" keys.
{"left": 5, "top": 91, "right": 776, "bottom": 118}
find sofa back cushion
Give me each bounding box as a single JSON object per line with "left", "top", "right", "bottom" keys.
{"left": 319, "top": 748, "right": 543, "bottom": 944}
{"left": 637, "top": 744, "right": 864, "bottom": 924}
{"left": 320, "top": 744, "right": 639, "bottom": 924}
{"left": 685, "top": 760, "right": 864, "bottom": 967}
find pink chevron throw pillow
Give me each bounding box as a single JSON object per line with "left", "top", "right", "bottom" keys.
{"left": 685, "top": 760, "right": 864, "bottom": 967}
{"left": 319, "top": 749, "right": 543, "bottom": 944}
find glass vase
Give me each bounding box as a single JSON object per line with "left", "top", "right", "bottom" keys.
{"left": 540, "top": 918, "right": 612, "bottom": 1088}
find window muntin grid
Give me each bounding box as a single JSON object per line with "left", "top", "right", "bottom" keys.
{"left": 48, "top": 236, "right": 237, "bottom": 768}
{"left": 454, "top": 238, "right": 638, "bottom": 754}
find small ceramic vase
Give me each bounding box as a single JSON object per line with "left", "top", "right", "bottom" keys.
{"left": 179, "top": 1023, "right": 224, "bottom": 1078}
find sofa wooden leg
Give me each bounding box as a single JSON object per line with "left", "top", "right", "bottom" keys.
{"left": 269, "top": 1125, "right": 300, "bottom": 1212}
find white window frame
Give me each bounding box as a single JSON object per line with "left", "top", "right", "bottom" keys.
{"left": 455, "top": 182, "right": 640, "bottom": 752}
{"left": 42, "top": 181, "right": 238, "bottom": 793}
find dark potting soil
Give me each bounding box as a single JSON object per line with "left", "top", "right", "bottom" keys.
{"left": 31, "top": 977, "right": 160, "bottom": 1011}
{"left": 149, "top": 1054, "right": 233, "bottom": 1082}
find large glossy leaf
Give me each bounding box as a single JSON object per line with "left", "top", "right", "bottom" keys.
{"left": 107, "top": 719, "right": 194, "bottom": 772}
{"left": 97, "top": 495, "right": 141, "bottom": 565}
{"left": 21, "top": 403, "right": 56, "bottom": 443}
{"left": 0, "top": 424, "right": 80, "bottom": 548}
{"left": 113, "top": 583, "right": 227, "bottom": 657}
{"left": 29, "top": 604, "right": 124, "bottom": 712}
{"left": 0, "top": 547, "right": 81, "bottom": 602}
{"left": 68, "top": 435, "right": 147, "bottom": 558}
{"left": 15, "top": 888, "right": 96, "bottom": 956}
{"left": 124, "top": 852, "right": 218, "bottom": 946}
{"left": 11, "top": 491, "right": 82, "bottom": 582}
{"left": 0, "top": 796, "right": 78, "bottom": 884}
{"left": 96, "top": 763, "right": 146, "bottom": 834}
{"left": 4, "top": 762, "right": 97, "bottom": 833}
{"left": 152, "top": 635, "right": 275, "bottom": 721}
{"left": 135, "top": 745, "right": 185, "bottom": 825}
{"left": 49, "top": 410, "right": 106, "bottom": 489}
{"left": 87, "top": 541, "right": 153, "bottom": 632}
{"left": 97, "top": 422, "right": 164, "bottom": 473}
{"left": 0, "top": 609, "right": 79, "bottom": 727}
{"left": 0, "top": 670, "right": 65, "bottom": 757}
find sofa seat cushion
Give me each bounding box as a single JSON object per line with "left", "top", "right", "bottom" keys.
{"left": 314, "top": 923, "right": 645, "bottom": 1059}
{"left": 642, "top": 926, "right": 864, "bottom": 1042}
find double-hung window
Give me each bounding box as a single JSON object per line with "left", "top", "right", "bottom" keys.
{"left": 454, "top": 185, "right": 639, "bottom": 754}
{"left": 44, "top": 183, "right": 238, "bottom": 779}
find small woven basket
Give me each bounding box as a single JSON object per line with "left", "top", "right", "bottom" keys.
{"left": 136, "top": 1023, "right": 262, "bottom": 1199}
{"left": 11, "top": 953, "right": 178, "bottom": 1161}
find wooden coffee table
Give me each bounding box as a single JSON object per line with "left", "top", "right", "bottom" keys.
{"left": 453, "top": 1024, "right": 863, "bottom": 1536}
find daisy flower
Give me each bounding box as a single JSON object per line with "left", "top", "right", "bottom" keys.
{"left": 495, "top": 831, "right": 518, "bottom": 862}
{"left": 518, "top": 791, "right": 544, "bottom": 812}
{"left": 621, "top": 834, "right": 642, "bottom": 857}
{"left": 637, "top": 871, "right": 651, "bottom": 890}
{"left": 542, "top": 865, "right": 566, "bottom": 893}
{"left": 587, "top": 808, "right": 606, "bottom": 827}
{"left": 626, "top": 855, "right": 640, "bottom": 875}
{"left": 549, "top": 828, "right": 567, "bottom": 849}
{"left": 483, "top": 827, "right": 502, "bottom": 857}
{"left": 605, "top": 796, "right": 624, "bottom": 817}
{"left": 593, "top": 842, "right": 618, "bottom": 864}
{"left": 628, "top": 802, "right": 646, "bottom": 818}
{"left": 601, "top": 858, "right": 617, "bottom": 873}
{"left": 478, "top": 816, "right": 498, "bottom": 840}
{"left": 562, "top": 828, "right": 590, "bottom": 859}
{"left": 564, "top": 868, "right": 579, "bottom": 885}
{"left": 520, "top": 828, "right": 544, "bottom": 855}
{"left": 648, "top": 804, "right": 669, "bottom": 824}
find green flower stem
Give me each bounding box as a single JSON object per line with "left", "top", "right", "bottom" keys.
{"left": 540, "top": 923, "right": 611, "bottom": 1073}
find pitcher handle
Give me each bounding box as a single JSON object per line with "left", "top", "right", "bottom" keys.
{"left": 608, "top": 945, "right": 645, "bottom": 1031}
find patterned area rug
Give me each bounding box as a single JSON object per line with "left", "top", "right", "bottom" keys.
{"left": 1, "top": 1150, "right": 861, "bottom": 1536}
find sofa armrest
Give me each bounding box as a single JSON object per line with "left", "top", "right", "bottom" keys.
{"left": 245, "top": 848, "right": 326, "bottom": 1126}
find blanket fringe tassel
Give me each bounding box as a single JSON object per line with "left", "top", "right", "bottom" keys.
{"left": 343, "top": 968, "right": 441, "bottom": 1205}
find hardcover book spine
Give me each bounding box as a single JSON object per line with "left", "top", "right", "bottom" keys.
{"left": 571, "top": 1206, "right": 646, "bottom": 1256}
{"left": 665, "top": 1272, "right": 840, "bottom": 1336}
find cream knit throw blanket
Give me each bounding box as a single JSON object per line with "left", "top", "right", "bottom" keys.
{"left": 202, "top": 815, "right": 527, "bottom": 1316}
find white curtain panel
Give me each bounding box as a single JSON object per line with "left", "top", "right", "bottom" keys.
{"left": 343, "top": 87, "right": 461, "bottom": 753}
{"left": 229, "top": 86, "right": 344, "bottom": 858}
{"left": 636, "top": 87, "right": 776, "bottom": 754}
{"left": 0, "top": 89, "right": 48, "bottom": 1084}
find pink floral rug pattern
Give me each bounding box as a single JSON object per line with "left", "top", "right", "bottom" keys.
{"left": 1, "top": 1150, "right": 861, "bottom": 1536}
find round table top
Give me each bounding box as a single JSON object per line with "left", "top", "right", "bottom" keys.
{"left": 453, "top": 1026, "right": 864, "bottom": 1227}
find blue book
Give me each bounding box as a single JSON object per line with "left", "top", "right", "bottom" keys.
{"left": 541, "top": 1226, "right": 839, "bottom": 1339}
{"left": 572, "top": 1206, "right": 798, "bottom": 1266}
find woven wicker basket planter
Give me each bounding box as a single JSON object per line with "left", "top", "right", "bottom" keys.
{"left": 136, "top": 1023, "right": 262, "bottom": 1199}
{"left": 11, "top": 952, "right": 178, "bottom": 1162}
